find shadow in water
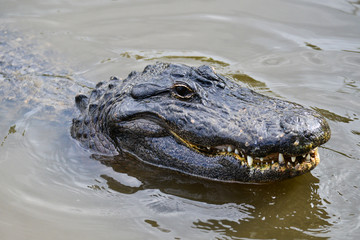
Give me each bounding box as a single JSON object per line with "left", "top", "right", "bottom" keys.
{"left": 93, "top": 153, "right": 332, "bottom": 239}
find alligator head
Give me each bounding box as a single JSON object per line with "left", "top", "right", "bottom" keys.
{"left": 71, "top": 62, "right": 330, "bottom": 183}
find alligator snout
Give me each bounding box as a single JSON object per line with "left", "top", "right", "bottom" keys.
{"left": 278, "top": 111, "right": 330, "bottom": 155}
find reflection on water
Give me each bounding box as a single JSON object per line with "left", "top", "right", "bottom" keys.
{"left": 1, "top": 125, "right": 17, "bottom": 147}
{"left": 117, "top": 50, "right": 278, "bottom": 96}
{"left": 305, "top": 42, "right": 322, "bottom": 51}
{"left": 93, "top": 154, "right": 332, "bottom": 239}
{"left": 117, "top": 50, "right": 232, "bottom": 67}
{"left": 228, "top": 73, "right": 274, "bottom": 95}
{"left": 312, "top": 108, "right": 353, "bottom": 123}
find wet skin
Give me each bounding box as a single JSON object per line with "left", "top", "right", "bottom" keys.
{"left": 71, "top": 62, "right": 330, "bottom": 183}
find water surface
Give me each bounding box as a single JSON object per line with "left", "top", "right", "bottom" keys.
{"left": 1, "top": 0, "right": 360, "bottom": 239}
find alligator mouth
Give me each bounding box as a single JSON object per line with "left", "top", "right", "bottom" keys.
{"left": 170, "top": 131, "right": 320, "bottom": 173}
{"left": 198, "top": 144, "right": 319, "bottom": 172}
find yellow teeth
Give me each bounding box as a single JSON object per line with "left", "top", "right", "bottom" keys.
{"left": 169, "top": 130, "right": 319, "bottom": 170}
{"left": 247, "top": 156, "right": 253, "bottom": 166}
{"left": 278, "top": 153, "right": 285, "bottom": 164}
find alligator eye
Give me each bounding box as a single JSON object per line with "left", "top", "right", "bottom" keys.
{"left": 173, "top": 84, "right": 195, "bottom": 99}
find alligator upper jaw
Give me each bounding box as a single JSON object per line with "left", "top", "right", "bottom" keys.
{"left": 170, "top": 130, "right": 320, "bottom": 173}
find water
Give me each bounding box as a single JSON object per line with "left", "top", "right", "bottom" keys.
{"left": 1, "top": 0, "right": 360, "bottom": 239}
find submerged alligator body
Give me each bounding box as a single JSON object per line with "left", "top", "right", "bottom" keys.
{"left": 71, "top": 62, "right": 330, "bottom": 183}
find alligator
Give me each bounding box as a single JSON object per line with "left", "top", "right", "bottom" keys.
{"left": 71, "top": 62, "right": 331, "bottom": 183}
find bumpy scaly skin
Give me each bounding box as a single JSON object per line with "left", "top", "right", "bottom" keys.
{"left": 71, "top": 62, "right": 330, "bottom": 183}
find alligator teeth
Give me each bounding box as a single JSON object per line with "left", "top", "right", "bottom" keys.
{"left": 247, "top": 156, "right": 253, "bottom": 166}
{"left": 315, "top": 148, "right": 320, "bottom": 160}
{"left": 310, "top": 148, "right": 317, "bottom": 154}
{"left": 208, "top": 144, "right": 318, "bottom": 169}
{"left": 278, "top": 153, "right": 285, "bottom": 164}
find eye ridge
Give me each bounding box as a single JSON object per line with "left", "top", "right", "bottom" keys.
{"left": 173, "top": 83, "right": 194, "bottom": 99}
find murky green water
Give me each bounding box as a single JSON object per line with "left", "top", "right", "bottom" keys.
{"left": 1, "top": 0, "right": 360, "bottom": 239}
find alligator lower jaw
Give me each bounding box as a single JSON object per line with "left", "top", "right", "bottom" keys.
{"left": 170, "top": 131, "right": 320, "bottom": 173}
{"left": 215, "top": 147, "right": 320, "bottom": 173}
{"left": 208, "top": 145, "right": 320, "bottom": 171}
